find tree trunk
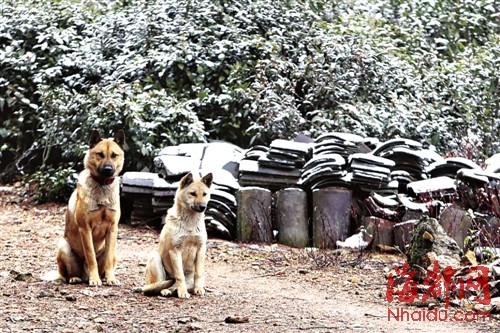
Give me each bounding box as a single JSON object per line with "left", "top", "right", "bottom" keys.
{"left": 236, "top": 187, "right": 272, "bottom": 243}
{"left": 312, "top": 187, "right": 352, "bottom": 248}
{"left": 275, "top": 188, "right": 309, "bottom": 248}
{"left": 439, "top": 205, "right": 472, "bottom": 250}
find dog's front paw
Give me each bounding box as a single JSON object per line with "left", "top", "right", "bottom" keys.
{"left": 103, "top": 274, "right": 120, "bottom": 286}
{"left": 88, "top": 276, "right": 102, "bottom": 286}
{"left": 68, "top": 277, "right": 82, "bottom": 284}
{"left": 177, "top": 286, "right": 190, "bottom": 299}
{"left": 193, "top": 286, "right": 205, "bottom": 296}
{"left": 104, "top": 278, "right": 120, "bottom": 286}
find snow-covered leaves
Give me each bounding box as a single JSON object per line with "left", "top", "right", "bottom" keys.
{"left": 0, "top": 0, "right": 498, "bottom": 199}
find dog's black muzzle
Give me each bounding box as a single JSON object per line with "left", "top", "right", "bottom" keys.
{"left": 192, "top": 204, "right": 207, "bottom": 213}
{"left": 100, "top": 164, "right": 115, "bottom": 178}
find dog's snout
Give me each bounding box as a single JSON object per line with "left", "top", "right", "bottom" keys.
{"left": 100, "top": 164, "right": 115, "bottom": 177}
{"left": 192, "top": 204, "right": 207, "bottom": 213}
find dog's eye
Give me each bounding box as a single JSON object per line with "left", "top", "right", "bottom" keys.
{"left": 202, "top": 192, "right": 207, "bottom": 197}
{"left": 97, "top": 152, "right": 105, "bottom": 158}
{"left": 189, "top": 192, "right": 196, "bottom": 197}
{"left": 111, "top": 152, "right": 117, "bottom": 159}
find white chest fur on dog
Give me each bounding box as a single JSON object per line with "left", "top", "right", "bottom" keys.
{"left": 160, "top": 207, "right": 208, "bottom": 276}
{"left": 77, "top": 170, "right": 120, "bottom": 212}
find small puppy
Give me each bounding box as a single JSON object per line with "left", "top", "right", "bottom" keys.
{"left": 142, "top": 172, "right": 213, "bottom": 298}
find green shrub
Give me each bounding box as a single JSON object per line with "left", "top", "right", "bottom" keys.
{"left": 27, "top": 167, "right": 77, "bottom": 203}
{"left": 0, "top": 0, "right": 498, "bottom": 201}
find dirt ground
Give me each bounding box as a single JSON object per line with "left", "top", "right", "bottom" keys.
{"left": 0, "top": 187, "right": 498, "bottom": 333}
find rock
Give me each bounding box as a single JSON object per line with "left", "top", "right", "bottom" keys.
{"left": 178, "top": 317, "right": 193, "bottom": 324}
{"left": 438, "top": 206, "right": 472, "bottom": 250}
{"left": 187, "top": 323, "right": 203, "bottom": 331}
{"left": 37, "top": 290, "right": 53, "bottom": 298}
{"left": 12, "top": 271, "right": 34, "bottom": 282}
{"left": 362, "top": 217, "right": 393, "bottom": 251}
{"left": 406, "top": 216, "right": 462, "bottom": 269}
{"left": 248, "top": 244, "right": 262, "bottom": 251}
{"left": 433, "top": 255, "right": 461, "bottom": 270}
{"left": 176, "top": 323, "right": 203, "bottom": 332}
{"left": 394, "top": 220, "right": 416, "bottom": 253}
{"left": 419, "top": 251, "right": 461, "bottom": 274}
{"left": 225, "top": 316, "right": 249, "bottom": 324}
{"left": 421, "top": 252, "right": 437, "bottom": 268}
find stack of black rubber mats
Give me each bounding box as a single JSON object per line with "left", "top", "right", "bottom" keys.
{"left": 313, "top": 132, "right": 373, "bottom": 159}
{"left": 371, "top": 138, "right": 442, "bottom": 193}
{"left": 349, "top": 153, "right": 397, "bottom": 193}
{"left": 205, "top": 170, "right": 240, "bottom": 240}
{"left": 238, "top": 139, "right": 312, "bottom": 190}
{"left": 300, "top": 153, "right": 347, "bottom": 190}
{"left": 426, "top": 157, "right": 480, "bottom": 178}
{"left": 299, "top": 132, "right": 376, "bottom": 190}
{"left": 456, "top": 169, "right": 500, "bottom": 216}
{"left": 120, "top": 172, "right": 175, "bottom": 224}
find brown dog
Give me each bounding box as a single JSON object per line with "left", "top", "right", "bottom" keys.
{"left": 142, "top": 172, "right": 213, "bottom": 298}
{"left": 55, "top": 130, "right": 125, "bottom": 286}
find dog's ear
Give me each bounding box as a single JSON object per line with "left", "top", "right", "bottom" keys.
{"left": 89, "top": 130, "right": 102, "bottom": 149}
{"left": 114, "top": 129, "right": 126, "bottom": 149}
{"left": 179, "top": 172, "right": 194, "bottom": 189}
{"left": 202, "top": 173, "right": 213, "bottom": 188}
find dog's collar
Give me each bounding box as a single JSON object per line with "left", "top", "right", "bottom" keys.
{"left": 90, "top": 173, "right": 115, "bottom": 186}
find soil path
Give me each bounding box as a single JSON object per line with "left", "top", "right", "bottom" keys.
{"left": 0, "top": 190, "right": 497, "bottom": 332}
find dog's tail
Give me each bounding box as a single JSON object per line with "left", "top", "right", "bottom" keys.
{"left": 40, "top": 270, "right": 66, "bottom": 284}
{"left": 141, "top": 280, "right": 176, "bottom": 296}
